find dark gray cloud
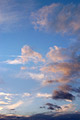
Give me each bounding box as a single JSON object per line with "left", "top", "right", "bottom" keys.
{"left": 40, "top": 103, "right": 61, "bottom": 111}
{"left": 0, "top": 113, "right": 80, "bottom": 120}
{"left": 40, "top": 106, "right": 45, "bottom": 109}
{"left": 46, "top": 103, "right": 61, "bottom": 111}
{"left": 52, "top": 90, "right": 75, "bottom": 101}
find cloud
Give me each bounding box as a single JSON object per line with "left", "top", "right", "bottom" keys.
{"left": 58, "top": 104, "right": 76, "bottom": 113}
{"left": 0, "top": 92, "right": 18, "bottom": 97}
{"left": 5, "top": 59, "right": 22, "bottom": 64}
{"left": 31, "top": 3, "right": 80, "bottom": 35}
{"left": 0, "top": 112, "right": 80, "bottom": 120}
{"left": 46, "top": 103, "right": 61, "bottom": 111}
{"left": 28, "top": 73, "right": 44, "bottom": 80}
{"left": 42, "top": 80, "right": 57, "bottom": 86}
{"left": 5, "top": 45, "right": 45, "bottom": 64}
{"left": 58, "top": 84, "right": 80, "bottom": 93}
{"left": 46, "top": 46, "right": 72, "bottom": 63}
{"left": 41, "top": 62, "right": 80, "bottom": 84}
{"left": 22, "top": 93, "right": 31, "bottom": 97}
{"left": 52, "top": 90, "right": 75, "bottom": 101}
{"left": 6, "top": 100, "right": 23, "bottom": 109}
{"left": 0, "top": 92, "right": 19, "bottom": 103}
{"left": 21, "top": 66, "right": 38, "bottom": 70}
{"left": 36, "top": 93, "right": 52, "bottom": 98}
{"left": 21, "top": 66, "right": 27, "bottom": 70}
{"left": 16, "top": 71, "right": 44, "bottom": 81}
{"left": 40, "top": 44, "right": 80, "bottom": 84}
{"left": 0, "top": 101, "right": 9, "bottom": 105}
{"left": 21, "top": 45, "right": 45, "bottom": 63}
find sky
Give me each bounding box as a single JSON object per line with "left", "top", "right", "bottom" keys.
{"left": 0, "top": 0, "right": 80, "bottom": 116}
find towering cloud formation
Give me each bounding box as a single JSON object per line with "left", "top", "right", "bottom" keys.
{"left": 41, "top": 44, "right": 80, "bottom": 84}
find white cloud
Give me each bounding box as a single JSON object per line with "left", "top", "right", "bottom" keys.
{"left": 6, "top": 59, "right": 22, "bottom": 64}
{"left": 0, "top": 92, "right": 18, "bottom": 97}
{"left": 36, "top": 93, "right": 52, "bottom": 98}
{"left": 22, "top": 93, "right": 31, "bottom": 97}
{"left": 0, "top": 101, "right": 9, "bottom": 105}
{"left": 5, "top": 45, "right": 45, "bottom": 64}
{"left": 28, "top": 73, "right": 44, "bottom": 80}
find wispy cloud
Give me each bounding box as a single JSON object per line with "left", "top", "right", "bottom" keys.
{"left": 31, "top": 3, "right": 80, "bottom": 35}
{"left": 28, "top": 73, "right": 44, "bottom": 80}
{"left": 0, "top": 0, "right": 36, "bottom": 32}
{"left": 16, "top": 71, "right": 44, "bottom": 81}
{"left": 6, "top": 100, "right": 23, "bottom": 109}
{"left": 0, "top": 0, "right": 21, "bottom": 31}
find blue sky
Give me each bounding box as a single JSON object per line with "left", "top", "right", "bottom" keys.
{"left": 0, "top": 0, "right": 80, "bottom": 116}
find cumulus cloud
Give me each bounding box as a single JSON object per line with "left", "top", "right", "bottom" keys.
{"left": 6, "top": 45, "right": 45, "bottom": 64}
{"left": 39, "top": 40, "right": 80, "bottom": 106}
{"left": 31, "top": 3, "right": 80, "bottom": 35}
{"left": 40, "top": 44, "right": 80, "bottom": 84}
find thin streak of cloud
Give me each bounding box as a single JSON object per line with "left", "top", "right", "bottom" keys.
{"left": 36, "top": 93, "right": 52, "bottom": 98}
{"left": 6, "top": 100, "right": 23, "bottom": 109}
